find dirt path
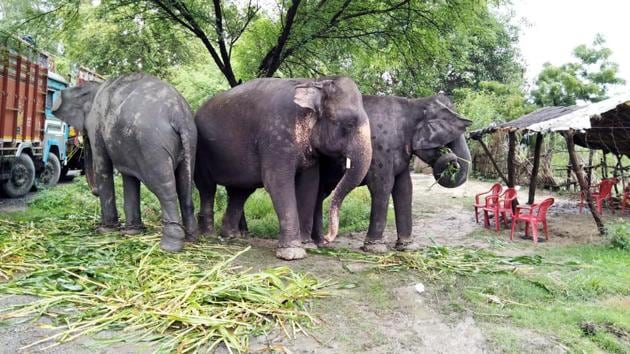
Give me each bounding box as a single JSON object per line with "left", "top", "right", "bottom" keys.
{"left": 0, "top": 174, "right": 615, "bottom": 353}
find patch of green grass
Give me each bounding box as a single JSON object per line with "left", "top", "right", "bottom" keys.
{"left": 232, "top": 186, "right": 392, "bottom": 238}
{"left": 448, "top": 244, "right": 630, "bottom": 353}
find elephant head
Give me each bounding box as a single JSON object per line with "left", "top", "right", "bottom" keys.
{"left": 293, "top": 77, "right": 372, "bottom": 243}
{"left": 52, "top": 82, "right": 102, "bottom": 196}
{"left": 412, "top": 94, "right": 472, "bottom": 188}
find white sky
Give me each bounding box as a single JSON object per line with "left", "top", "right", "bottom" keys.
{"left": 513, "top": 0, "right": 630, "bottom": 93}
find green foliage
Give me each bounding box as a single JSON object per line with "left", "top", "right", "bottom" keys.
{"left": 532, "top": 34, "right": 625, "bottom": 107}
{"left": 609, "top": 222, "right": 630, "bottom": 251}
{"left": 453, "top": 81, "right": 534, "bottom": 129}
{"left": 168, "top": 47, "right": 229, "bottom": 110}
{"left": 2, "top": 0, "right": 524, "bottom": 98}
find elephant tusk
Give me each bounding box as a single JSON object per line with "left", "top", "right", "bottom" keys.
{"left": 345, "top": 157, "right": 352, "bottom": 169}
{"left": 52, "top": 96, "right": 62, "bottom": 111}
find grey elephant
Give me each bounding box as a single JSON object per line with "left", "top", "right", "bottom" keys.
{"left": 194, "top": 77, "right": 372, "bottom": 260}
{"left": 312, "top": 93, "right": 472, "bottom": 251}
{"left": 52, "top": 73, "right": 197, "bottom": 252}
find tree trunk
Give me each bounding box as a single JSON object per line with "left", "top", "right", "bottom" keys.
{"left": 564, "top": 131, "right": 606, "bottom": 236}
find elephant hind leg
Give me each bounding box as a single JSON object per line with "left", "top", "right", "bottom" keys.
{"left": 144, "top": 166, "right": 185, "bottom": 252}
{"left": 221, "top": 187, "right": 255, "bottom": 239}
{"left": 176, "top": 159, "right": 198, "bottom": 242}
{"left": 194, "top": 168, "right": 216, "bottom": 237}
{"left": 121, "top": 174, "right": 145, "bottom": 235}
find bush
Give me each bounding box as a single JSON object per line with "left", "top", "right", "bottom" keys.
{"left": 609, "top": 222, "right": 630, "bottom": 250}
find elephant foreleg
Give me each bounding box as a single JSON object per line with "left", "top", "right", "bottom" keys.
{"left": 310, "top": 191, "right": 326, "bottom": 246}
{"left": 392, "top": 171, "right": 415, "bottom": 250}
{"left": 296, "top": 165, "right": 320, "bottom": 249}
{"left": 262, "top": 165, "right": 305, "bottom": 260}
{"left": 93, "top": 151, "right": 119, "bottom": 232}
{"left": 121, "top": 174, "right": 144, "bottom": 235}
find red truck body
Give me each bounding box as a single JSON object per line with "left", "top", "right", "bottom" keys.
{"left": 0, "top": 45, "right": 48, "bottom": 157}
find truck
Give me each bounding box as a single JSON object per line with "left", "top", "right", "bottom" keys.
{"left": 0, "top": 38, "right": 101, "bottom": 197}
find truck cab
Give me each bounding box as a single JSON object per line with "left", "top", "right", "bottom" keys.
{"left": 38, "top": 71, "right": 69, "bottom": 188}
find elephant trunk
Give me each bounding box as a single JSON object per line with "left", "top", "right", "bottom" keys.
{"left": 83, "top": 135, "right": 98, "bottom": 196}
{"left": 433, "top": 135, "right": 471, "bottom": 188}
{"left": 323, "top": 121, "right": 372, "bottom": 243}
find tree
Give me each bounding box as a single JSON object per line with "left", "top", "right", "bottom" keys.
{"left": 2, "top": 0, "right": 523, "bottom": 93}
{"left": 532, "top": 35, "right": 625, "bottom": 107}
{"left": 454, "top": 81, "right": 533, "bottom": 130}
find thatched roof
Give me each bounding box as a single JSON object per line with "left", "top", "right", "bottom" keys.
{"left": 469, "top": 93, "right": 630, "bottom": 156}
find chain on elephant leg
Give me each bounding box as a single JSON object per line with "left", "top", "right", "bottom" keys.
{"left": 276, "top": 238, "right": 307, "bottom": 261}
{"left": 361, "top": 236, "right": 388, "bottom": 253}
{"left": 121, "top": 222, "right": 146, "bottom": 236}
{"left": 160, "top": 220, "right": 185, "bottom": 252}
{"left": 395, "top": 235, "right": 420, "bottom": 251}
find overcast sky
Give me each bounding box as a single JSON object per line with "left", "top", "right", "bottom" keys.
{"left": 513, "top": 0, "right": 630, "bottom": 92}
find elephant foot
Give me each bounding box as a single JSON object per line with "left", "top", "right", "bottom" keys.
{"left": 160, "top": 222, "right": 185, "bottom": 252}
{"left": 121, "top": 224, "right": 145, "bottom": 236}
{"left": 220, "top": 229, "right": 241, "bottom": 240}
{"left": 197, "top": 215, "right": 215, "bottom": 236}
{"left": 302, "top": 241, "right": 318, "bottom": 250}
{"left": 275, "top": 247, "right": 307, "bottom": 261}
{"left": 96, "top": 223, "right": 119, "bottom": 234}
{"left": 184, "top": 228, "right": 200, "bottom": 243}
{"left": 395, "top": 239, "right": 420, "bottom": 252}
{"left": 361, "top": 241, "right": 388, "bottom": 253}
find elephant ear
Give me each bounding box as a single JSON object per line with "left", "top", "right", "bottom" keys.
{"left": 413, "top": 100, "right": 472, "bottom": 150}
{"left": 293, "top": 80, "right": 334, "bottom": 113}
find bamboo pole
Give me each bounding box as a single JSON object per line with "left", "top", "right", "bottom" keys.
{"left": 475, "top": 137, "right": 509, "bottom": 185}
{"left": 564, "top": 130, "right": 606, "bottom": 236}
{"left": 528, "top": 133, "right": 543, "bottom": 204}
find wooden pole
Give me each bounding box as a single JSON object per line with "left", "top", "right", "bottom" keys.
{"left": 528, "top": 133, "right": 543, "bottom": 204}
{"left": 475, "top": 137, "right": 509, "bottom": 185}
{"left": 507, "top": 132, "right": 517, "bottom": 188}
{"left": 587, "top": 149, "right": 594, "bottom": 187}
{"left": 564, "top": 131, "right": 606, "bottom": 236}
{"left": 614, "top": 154, "right": 622, "bottom": 195}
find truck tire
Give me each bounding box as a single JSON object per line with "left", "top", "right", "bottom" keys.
{"left": 2, "top": 154, "right": 36, "bottom": 198}
{"left": 38, "top": 153, "right": 62, "bottom": 188}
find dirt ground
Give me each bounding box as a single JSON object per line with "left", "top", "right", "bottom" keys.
{"left": 0, "top": 174, "right": 619, "bottom": 353}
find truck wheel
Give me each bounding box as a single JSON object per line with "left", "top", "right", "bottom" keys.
{"left": 38, "top": 153, "right": 61, "bottom": 188}
{"left": 2, "top": 154, "right": 36, "bottom": 198}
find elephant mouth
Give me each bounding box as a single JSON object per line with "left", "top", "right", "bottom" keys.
{"left": 431, "top": 147, "right": 468, "bottom": 188}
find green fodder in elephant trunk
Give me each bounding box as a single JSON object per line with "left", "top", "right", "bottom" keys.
{"left": 0, "top": 182, "right": 328, "bottom": 353}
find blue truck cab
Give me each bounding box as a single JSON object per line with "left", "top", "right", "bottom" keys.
{"left": 38, "top": 71, "right": 69, "bottom": 187}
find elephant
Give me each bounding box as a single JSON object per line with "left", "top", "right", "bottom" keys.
{"left": 194, "top": 77, "right": 372, "bottom": 260}
{"left": 311, "top": 93, "right": 472, "bottom": 251}
{"left": 52, "top": 73, "right": 198, "bottom": 252}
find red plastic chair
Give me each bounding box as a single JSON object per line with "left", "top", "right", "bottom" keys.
{"left": 474, "top": 183, "right": 503, "bottom": 223}
{"left": 510, "top": 198, "right": 555, "bottom": 243}
{"left": 482, "top": 188, "right": 518, "bottom": 232}
{"left": 621, "top": 187, "right": 630, "bottom": 215}
{"left": 579, "top": 178, "right": 617, "bottom": 214}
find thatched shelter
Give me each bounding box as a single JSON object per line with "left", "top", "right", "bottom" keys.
{"left": 469, "top": 93, "right": 630, "bottom": 235}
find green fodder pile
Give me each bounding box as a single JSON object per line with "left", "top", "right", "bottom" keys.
{"left": 309, "top": 246, "right": 543, "bottom": 279}
{"left": 0, "top": 182, "right": 327, "bottom": 353}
